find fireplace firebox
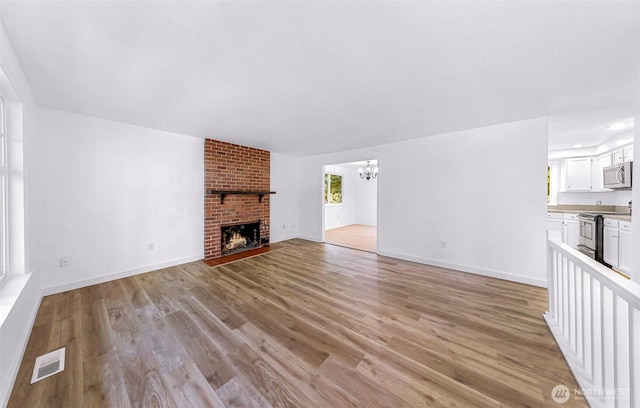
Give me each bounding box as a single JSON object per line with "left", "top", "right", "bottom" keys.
{"left": 221, "top": 221, "right": 261, "bottom": 256}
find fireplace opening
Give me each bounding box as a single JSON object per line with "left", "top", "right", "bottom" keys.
{"left": 221, "top": 221, "right": 261, "bottom": 256}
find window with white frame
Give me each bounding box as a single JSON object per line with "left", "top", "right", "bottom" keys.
{"left": 0, "top": 95, "right": 6, "bottom": 285}
{"left": 324, "top": 173, "right": 343, "bottom": 204}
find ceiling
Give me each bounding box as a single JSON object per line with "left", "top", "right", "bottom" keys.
{"left": 1, "top": 1, "right": 638, "bottom": 157}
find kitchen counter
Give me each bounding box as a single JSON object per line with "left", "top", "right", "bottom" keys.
{"left": 547, "top": 205, "right": 631, "bottom": 222}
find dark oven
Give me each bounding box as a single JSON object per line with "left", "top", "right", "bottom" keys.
{"left": 577, "top": 213, "right": 606, "bottom": 265}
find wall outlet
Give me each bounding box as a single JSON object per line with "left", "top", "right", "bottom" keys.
{"left": 440, "top": 241, "right": 447, "bottom": 249}
{"left": 282, "top": 224, "right": 286, "bottom": 229}
{"left": 59, "top": 255, "right": 72, "bottom": 267}
{"left": 146, "top": 242, "right": 155, "bottom": 251}
{"left": 596, "top": 200, "right": 602, "bottom": 205}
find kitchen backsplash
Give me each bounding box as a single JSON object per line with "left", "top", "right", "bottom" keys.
{"left": 557, "top": 190, "right": 632, "bottom": 206}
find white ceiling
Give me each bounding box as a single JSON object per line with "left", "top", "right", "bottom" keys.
{"left": 1, "top": 1, "right": 638, "bottom": 157}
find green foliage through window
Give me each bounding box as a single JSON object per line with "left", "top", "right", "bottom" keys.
{"left": 324, "top": 173, "right": 343, "bottom": 204}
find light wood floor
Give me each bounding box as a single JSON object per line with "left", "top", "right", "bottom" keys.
{"left": 8, "top": 239, "right": 584, "bottom": 407}
{"left": 325, "top": 224, "right": 377, "bottom": 253}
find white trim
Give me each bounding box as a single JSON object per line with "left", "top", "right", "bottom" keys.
{"left": 292, "top": 236, "right": 547, "bottom": 288}
{"left": 270, "top": 234, "right": 298, "bottom": 243}
{"left": 42, "top": 255, "right": 202, "bottom": 296}
{"left": 296, "top": 234, "right": 322, "bottom": 243}
{"left": 0, "top": 282, "right": 42, "bottom": 408}
{"left": 377, "top": 249, "right": 547, "bottom": 287}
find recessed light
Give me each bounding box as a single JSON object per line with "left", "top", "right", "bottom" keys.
{"left": 572, "top": 144, "right": 583, "bottom": 148}
{"left": 607, "top": 123, "right": 626, "bottom": 130}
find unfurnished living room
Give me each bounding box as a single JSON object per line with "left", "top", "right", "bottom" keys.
{"left": 0, "top": 1, "right": 639, "bottom": 407}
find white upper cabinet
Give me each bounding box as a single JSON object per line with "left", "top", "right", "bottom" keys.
{"left": 565, "top": 157, "right": 593, "bottom": 191}
{"left": 593, "top": 153, "right": 613, "bottom": 191}
{"left": 612, "top": 145, "right": 634, "bottom": 164}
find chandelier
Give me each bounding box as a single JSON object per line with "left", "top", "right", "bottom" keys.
{"left": 359, "top": 161, "right": 378, "bottom": 180}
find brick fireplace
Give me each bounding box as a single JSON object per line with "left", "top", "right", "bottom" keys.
{"left": 204, "top": 139, "right": 270, "bottom": 260}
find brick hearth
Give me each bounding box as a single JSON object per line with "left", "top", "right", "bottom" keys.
{"left": 204, "top": 139, "right": 270, "bottom": 260}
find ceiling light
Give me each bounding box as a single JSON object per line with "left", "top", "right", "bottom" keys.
{"left": 358, "top": 161, "right": 378, "bottom": 181}
{"left": 607, "top": 123, "right": 626, "bottom": 130}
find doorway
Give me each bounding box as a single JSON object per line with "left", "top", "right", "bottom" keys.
{"left": 322, "top": 160, "right": 378, "bottom": 253}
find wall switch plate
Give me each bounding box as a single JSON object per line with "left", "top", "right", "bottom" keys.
{"left": 59, "top": 256, "right": 71, "bottom": 267}
{"left": 146, "top": 242, "right": 155, "bottom": 251}
{"left": 440, "top": 241, "right": 447, "bottom": 249}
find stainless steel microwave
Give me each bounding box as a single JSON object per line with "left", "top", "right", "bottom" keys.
{"left": 603, "top": 161, "right": 632, "bottom": 189}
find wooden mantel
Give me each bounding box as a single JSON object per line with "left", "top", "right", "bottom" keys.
{"left": 206, "top": 190, "right": 276, "bottom": 204}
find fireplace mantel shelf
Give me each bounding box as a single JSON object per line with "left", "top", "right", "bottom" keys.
{"left": 206, "top": 190, "right": 276, "bottom": 204}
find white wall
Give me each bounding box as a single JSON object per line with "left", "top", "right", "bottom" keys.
{"left": 354, "top": 171, "right": 377, "bottom": 226}
{"left": 32, "top": 108, "right": 204, "bottom": 293}
{"left": 324, "top": 164, "right": 356, "bottom": 230}
{"left": 0, "top": 19, "right": 40, "bottom": 407}
{"left": 270, "top": 153, "right": 298, "bottom": 242}
{"left": 298, "top": 117, "right": 549, "bottom": 286}
{"left": 632, "top": 115, "right": 639, "bottom": 286}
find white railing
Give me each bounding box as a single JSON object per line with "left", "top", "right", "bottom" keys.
{"left": 545, "top": 239, "right": 640, "bottom": 408}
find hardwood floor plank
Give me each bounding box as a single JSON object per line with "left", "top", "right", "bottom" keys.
{"left": 325, "top": 224, "right": 377, "bottom": 253}
{"left": 7, "top": 239, "right": 586, "bottom": 407}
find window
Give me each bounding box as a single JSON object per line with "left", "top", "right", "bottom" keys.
{"left": 0, "top": 95, "right": 6, "bottom": 285}
{"left": 547, "top": 162, "right": 557, "bottom": 205}
{"left": 324, "top": 173, "right": 343, "bottom": 204}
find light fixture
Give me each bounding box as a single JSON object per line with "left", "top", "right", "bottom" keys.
{"left": 607, "top": 123, "right": 626, "bottom": 130}
{"left": 359, "top": 160, "right": 378, "bottom": 180}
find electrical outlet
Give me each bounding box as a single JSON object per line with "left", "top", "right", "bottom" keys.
{"left": 59, "top": 255, "right": 72, "bottom": 267}
{"left": 146, "top": 242, "right": 155, "bottom": 251}
{"left": 282, "top": 224, "right": 286, "bottom": 229}
{"left": 596, "top": 200, "right": 602, "bottom": 205}
{"left": 440, "top": 241, "right": 447, "bottom": 249}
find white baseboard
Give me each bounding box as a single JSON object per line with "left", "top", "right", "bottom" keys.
{"left": 42, "top": 255, "right": 203, "bottom": 296}
{"left": 270, "top": 234, "right": 298, "bottom": 243}
{"left": 295, "top": 234, "right": 322, "bottom": 243}
{"left": 377, "top": 249, "right": 547, "bottom": 288}
{"left": 0, "top": 284, "right": 42, "bottom": 408}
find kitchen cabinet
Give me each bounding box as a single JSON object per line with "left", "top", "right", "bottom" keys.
{"left": 603, "top": 220, "right": 619, "bottom": 267}
{"left": 618, "top": 222, "right": 632, "bottom": 276}
{"left": 603, "top": 218, "right": 632, "bottom": 277}
{"left": 612, "top": 145, "right": 634, "bottom": 164}
{"left": 593, "top": 153, "right": 613, "bottom": 192}
{"left": 547, "top": 213, "right": 563, "bottom": 241}
{"left": 565, "top": 157, "right": 593, "bottom": 191}
{"left": 562, "top": 214, "right": 579, "bottom": 249}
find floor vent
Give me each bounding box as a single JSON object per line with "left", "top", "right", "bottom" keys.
{"left": 31, "top": 347, "right": 65, "bottom": 384}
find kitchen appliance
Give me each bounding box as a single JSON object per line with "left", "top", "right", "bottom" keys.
{"left": 577, "top": 213, "right": 608, "bottom": 265}
{"left": 603, "top": 161, "right": 632, "bottom": 189}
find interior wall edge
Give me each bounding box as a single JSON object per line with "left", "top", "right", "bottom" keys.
{"left": 377, "top": 249, "right": 547, "bottom": 288}
{"left": 40, "top": 255, "right": 202, "bottom": 297}
{"left": 0, "top": 284, "right": 42, "bottom": 408}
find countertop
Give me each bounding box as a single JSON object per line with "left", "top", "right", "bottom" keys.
{"left": 547, "top": 207, "right": 632, "bottom": 222}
